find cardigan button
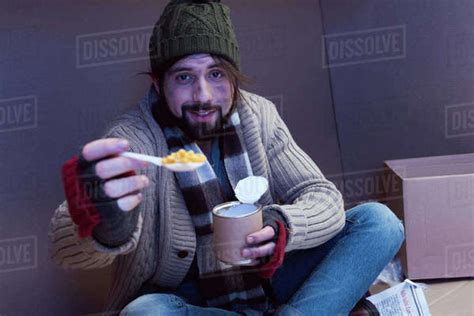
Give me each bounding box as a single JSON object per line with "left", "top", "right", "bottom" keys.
{"left": 177, "top": 250, "right": 188, "bottom": 258}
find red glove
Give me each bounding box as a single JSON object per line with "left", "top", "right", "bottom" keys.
{"left": 61, "top": 152, "right": 136, "bottom": 244}
{"left": 258, "top": 220, "right": 287, "bottom": 279}
{"left": 62, "top": 154, "right": 101, "bottom": 238}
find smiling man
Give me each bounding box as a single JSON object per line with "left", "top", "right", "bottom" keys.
{"left": 49, "top": 1, "right": 404, "bottom": 315}
{"left": 156, "top": 54, "right": 234, "bottom": 150}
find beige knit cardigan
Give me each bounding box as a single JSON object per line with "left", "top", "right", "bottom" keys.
{"left": 48, "top": 87, "right": 346, "bottom": 314}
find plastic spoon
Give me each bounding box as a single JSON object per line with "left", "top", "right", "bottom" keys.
{"left": 120, "top": 152, "right": 205, "bottom": 172}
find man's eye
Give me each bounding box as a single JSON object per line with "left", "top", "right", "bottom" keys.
{"left": 177, "top": 74, "right": 192, "bottom": 82}
{"left": 210, "top": 70, "right": 223, "bottom": 79}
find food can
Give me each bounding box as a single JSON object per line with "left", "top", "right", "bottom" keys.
{"left": 212, "top": 201, "right": 262, "bottom": 266}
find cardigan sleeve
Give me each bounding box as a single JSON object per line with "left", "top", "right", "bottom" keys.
{"left": 48, "top": 200, "right": 144, "bottom": 269}
{"left": 261, "top": 101, "right": 346, "bottom": 252}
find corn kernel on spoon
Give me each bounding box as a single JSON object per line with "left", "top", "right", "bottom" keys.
{"left": 119, "top": 152, "right": 205, "bottom": 172}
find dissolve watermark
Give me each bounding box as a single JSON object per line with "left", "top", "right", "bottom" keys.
{"left": 445, "top": 102, "right": 474, "bottom": 138}
{"left": 322, "top": 25, "right": 406, "bottom": 68}
{"left": 0, "top": 26, "right": 40, "bottom": 62}
{"left": 343, "top": 96, "right": 409, "bottom": 132}
{"left": 447, "top": 33, "right": 474, "bottom": 67}
{"left": 76, "top": 26, "right": 153, "bottom": 68}
{"left": 0, "top": 96, "right": 37, "bottom": 133}
{"left": 238, "top": 26, "right": 285, "bottom": 60}
{"left": 0, "top": 235, "right": 37, "bottom": 273}
{"left": 448, "top": 175, "right": 474, "bottom": 209}
{"left": 0, "top": 163, "right": 43, "bottom": 203}
{"left": 445, "top": 243, "right": 474, "bottom": 276}
{"left": 75, "top": 104, "right": 124, "bottom": 138}
{"left": 327, "top": 167, "right": 404, "bottom": 207}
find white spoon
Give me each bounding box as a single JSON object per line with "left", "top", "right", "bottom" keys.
{"left": 120, "top": 152, "right": 205, "bottom": 172}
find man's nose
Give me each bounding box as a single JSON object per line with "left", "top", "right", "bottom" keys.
{"left": 193, "top": 77, "right": 212, "bottom": 104}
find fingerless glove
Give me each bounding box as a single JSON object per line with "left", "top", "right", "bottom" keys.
{"left": 61, "top": 149, "right": 140, "bottom": 247}
{"left": 258, "top": 208, "right": 290, "bottom": 279}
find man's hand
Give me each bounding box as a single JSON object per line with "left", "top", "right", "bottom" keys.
{"left": 61, "top": 137, "right": 150, "bottom": 241}
{"left": 81, "top": 138, "right": 150, "bottom": 211}
{"left": 242, "top": 212, "right": 289, "bottom": 278}
{"left": 241, "top": 226, "right": 276, "bottom": 259}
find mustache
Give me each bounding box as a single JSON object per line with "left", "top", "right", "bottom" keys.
{"left": 182, "top": 103, "right": 221, "bottom": 112}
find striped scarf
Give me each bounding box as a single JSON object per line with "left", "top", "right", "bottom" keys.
{"left": 153, "top": 100, "right": 269, "bottom": 312}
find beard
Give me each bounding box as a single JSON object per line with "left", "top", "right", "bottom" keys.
{"left": 180, "top": 103, "right": 228, "bottom": 141}
{"left": 154, "top": 93, "right": 235, "bottom": 141}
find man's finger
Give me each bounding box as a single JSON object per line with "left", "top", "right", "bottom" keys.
{"left": 246, "top": 226, "right": 275, "bottom": 245}
{"left": 95, "top": 156, "right": 148, "bottom": 180}
{"left": 103, "top": 175, "right": 150, "bottom": 198}
{"left": 82, "top": 138, "right": 130, "bottom": 161}
{"left": 242, "top": 242, "right": 276, "bottom": 259}
{"left": 117, "top": 192, "right": 143, "bottom": 212}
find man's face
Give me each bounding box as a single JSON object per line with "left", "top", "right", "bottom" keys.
{"left": 157, "top": 54, "right": 234, "bottom": 140}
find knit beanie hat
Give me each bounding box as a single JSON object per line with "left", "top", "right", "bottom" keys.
{"left": 149, "top": 0, "right": 240, "bottom": 74}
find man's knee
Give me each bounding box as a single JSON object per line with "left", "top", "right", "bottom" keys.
{"left": 120, "top": 293, "right": 186, "bottom": 315}
{"left": 353, "top": 202, "right": 405, "bottom": 247}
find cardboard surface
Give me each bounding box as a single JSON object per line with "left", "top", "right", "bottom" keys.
{"left": 385, "top": 153, "right": 474, "bottom": 280}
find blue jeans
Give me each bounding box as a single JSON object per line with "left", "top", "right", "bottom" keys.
{"left": 120, "top": 202, "right": 405, "bottom": 315}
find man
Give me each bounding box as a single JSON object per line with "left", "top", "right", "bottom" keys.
{"left": 49, "top": 1, "right": 405, "bottom": 315}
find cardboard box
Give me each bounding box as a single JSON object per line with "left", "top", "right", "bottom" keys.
{"left": 383, "top": 153, "right": 474, "bottom": 280}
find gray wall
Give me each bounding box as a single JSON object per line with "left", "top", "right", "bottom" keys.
{"left": 0, "top": 0, "right": 473, "bottom": 315}
{"left": 320, "top": 0, "right": 474, "bottom": 206}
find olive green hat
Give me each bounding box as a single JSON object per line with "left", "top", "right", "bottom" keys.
{"left": 149, "top": 0, "right": 240, "bottom": 74}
